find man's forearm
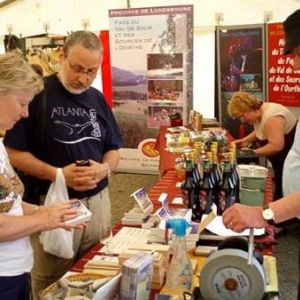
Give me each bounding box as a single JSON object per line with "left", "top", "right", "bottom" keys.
{"left": 102, "top": 150, "right": 120, "bottom": 173}
{"left": 6, "top": 146, "right": 56, "bottom": 181}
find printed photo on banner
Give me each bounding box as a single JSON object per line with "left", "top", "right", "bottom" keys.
{"left": 147, "top": 79, "right": 183, "bottom": 103}
{"left": 240, "top": 73, "right": 262, "bottom": 92}
{"left": 147, "top": 105, "right": 183, "bottom": 128}
{"left": 146, "top": 53, "right": 184, "bottom": 78}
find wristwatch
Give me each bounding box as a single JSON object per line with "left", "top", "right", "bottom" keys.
{"left": 262, "top": 204, "right": 276, "bottom": 226}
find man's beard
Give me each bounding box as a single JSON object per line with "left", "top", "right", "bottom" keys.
{"left": 58, "top": 69, "right": 91, "bottom": 94}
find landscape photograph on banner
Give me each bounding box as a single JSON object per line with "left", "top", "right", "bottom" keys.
{"left": 146, "top": 53, "right": 184, "bottom": 78}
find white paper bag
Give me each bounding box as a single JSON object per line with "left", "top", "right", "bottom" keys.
{"left": 39, "top": 168, "right": 74, "bottom": 259}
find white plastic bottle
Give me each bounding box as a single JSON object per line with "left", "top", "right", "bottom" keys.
{"left": 165, "top": 219, "right": 193, "bottom": 299}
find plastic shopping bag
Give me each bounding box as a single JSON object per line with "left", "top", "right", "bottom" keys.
{"left": 39, "top": 168, "right": 74, "bottom": 259}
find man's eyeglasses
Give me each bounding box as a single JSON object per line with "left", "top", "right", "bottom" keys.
{"left": 66, "top": 58, "right": 98, "bottom": 78}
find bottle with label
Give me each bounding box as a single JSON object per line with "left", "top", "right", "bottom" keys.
{"left": 228, "top": 151, "right": 240, "bottom": 203}
{"left": 200, "top": 158, "right": 214, "bottom": 214}
{"left": 218, "top": 159, "right": 235, "bottom": 213}
{"left": 211, "top": 148, "right": 222, "bottom": 209}
{"left": 165, "top": 219, "right": 193, "bottom": 297}
{"left": 181, "top": 158, "right": 196, "bottom": 213}
{"left": 191, "top": 150, "right": 203, "bottom": 222}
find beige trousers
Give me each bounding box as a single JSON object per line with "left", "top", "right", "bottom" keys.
{"left": 30, "top": 188, "right": 111, "bottom": 300}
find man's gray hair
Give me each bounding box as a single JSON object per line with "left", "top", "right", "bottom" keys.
{"left": 63, "top": 30, "right": 103, "bottom": 55}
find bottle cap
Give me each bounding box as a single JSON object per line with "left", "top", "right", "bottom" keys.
{"left": 166, "top": 219, "right": 190, "bottom": 236}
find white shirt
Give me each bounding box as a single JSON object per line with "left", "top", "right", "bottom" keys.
{"left": 0, "top": 140, "right": 33, "bottom": 275}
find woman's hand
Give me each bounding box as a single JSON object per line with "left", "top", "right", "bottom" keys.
{"left": 233, "top": 139, "right": 249, "bottom": 149}
{"left": 37, "top": 199, "right": 87, "bottom": 231}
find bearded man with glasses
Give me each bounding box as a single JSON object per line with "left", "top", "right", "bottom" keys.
{"left": 3, "top": 30, "right": 123, "bottom": 299}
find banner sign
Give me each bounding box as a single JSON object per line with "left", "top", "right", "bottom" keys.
{"left": 100, "top": 31, "right": 113, "bottom": 108}
{"left": 108, "top": 5, "right": 194, "bottom": 173}
{"left": 267, "top": 22, "right": 300, "bottom": 107}
{"left": 216, "top": 24, "right": 265, "bottom": 139}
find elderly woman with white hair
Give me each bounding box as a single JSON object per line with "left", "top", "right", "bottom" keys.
{"left": 0, "top": 51, "right": 83, "bottom": 300}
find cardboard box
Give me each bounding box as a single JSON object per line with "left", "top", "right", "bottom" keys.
{"left": 120, "top": 252, "right": 154, "bottom": 300}
{"left": 65, "top": 201, "right": 92, "bottom": 226}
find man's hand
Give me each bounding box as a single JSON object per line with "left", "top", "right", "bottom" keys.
{"left": 62, "top": 160, "right": 108, "bottom": 191}
{"left": 222, "top": 203, "right": 266, "bottom": 232}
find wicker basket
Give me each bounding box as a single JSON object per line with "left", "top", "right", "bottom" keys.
{"left": 39, "top": 272, "right": 108, "bottom": 299}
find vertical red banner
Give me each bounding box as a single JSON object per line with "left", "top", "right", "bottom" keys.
{"left": 267, "top": 23, "right": 300, "bottom": 106}
{"left": 100, "top": 30, "right": 112, "bottom": 108}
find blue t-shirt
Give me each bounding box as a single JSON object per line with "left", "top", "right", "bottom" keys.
{"left": 4, "top": 74, "right": 123, "bottom": 199}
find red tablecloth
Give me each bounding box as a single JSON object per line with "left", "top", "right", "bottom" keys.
{"left": 154, "top": 126, "right": 181, "bottom": 177}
